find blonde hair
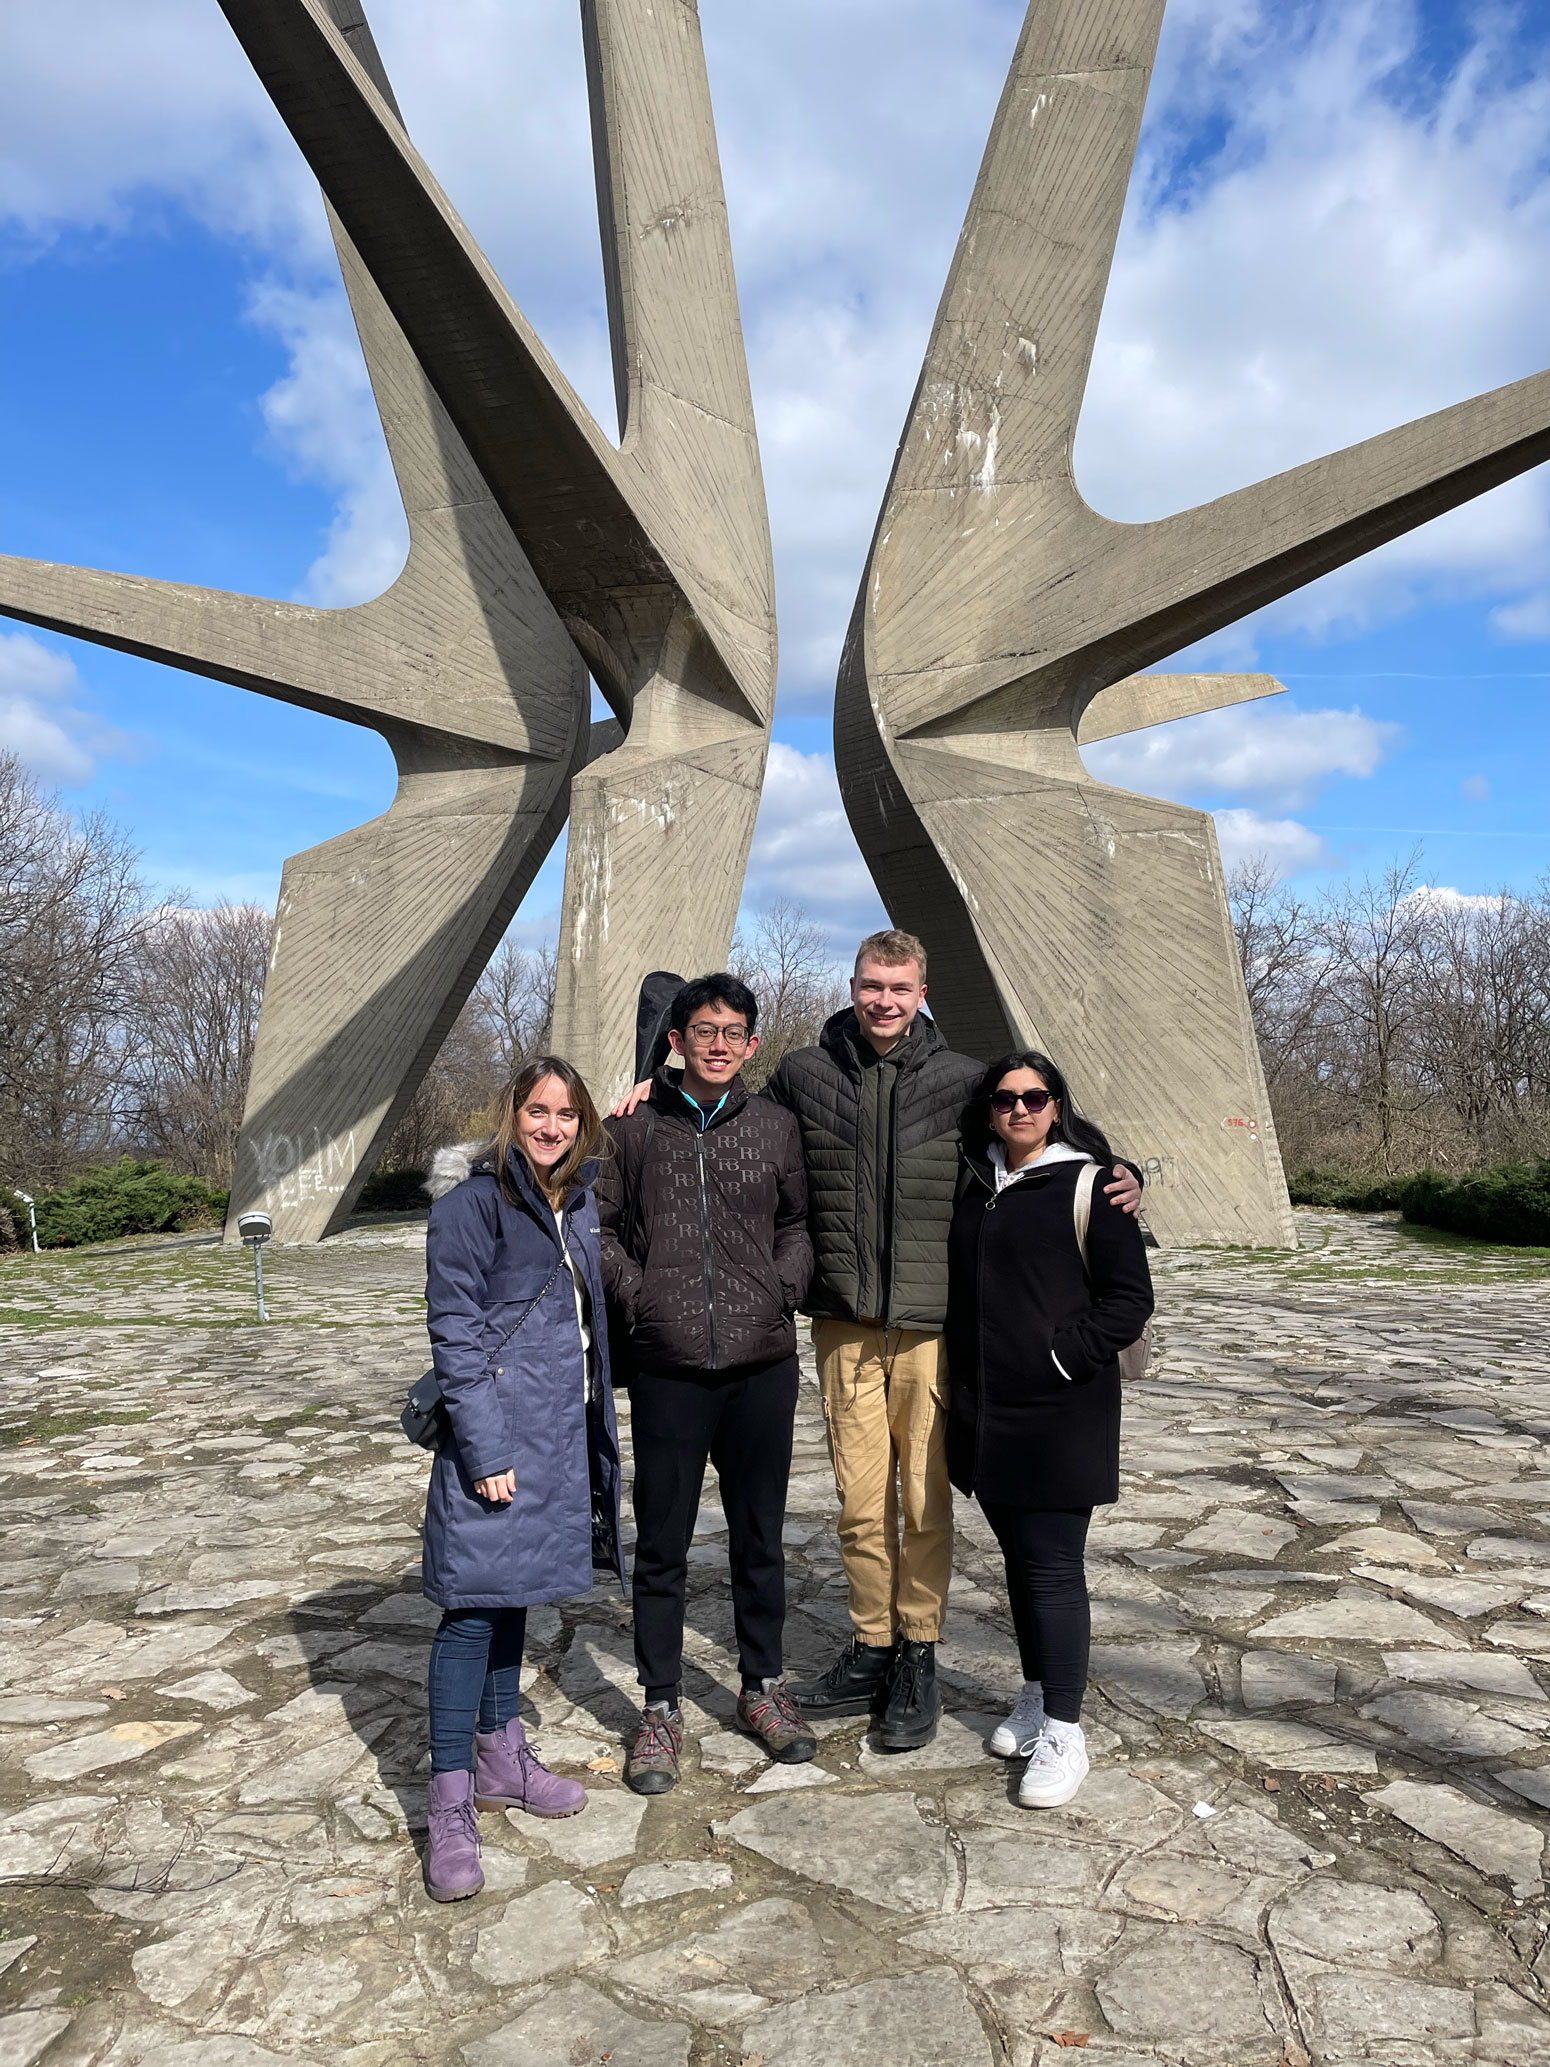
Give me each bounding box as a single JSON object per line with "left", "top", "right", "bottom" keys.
{"left": 490, "top": 1054, "right": 607, "bottom": 1204}
{"left": 854, "top": 928, "right": 927, "bottom": 980}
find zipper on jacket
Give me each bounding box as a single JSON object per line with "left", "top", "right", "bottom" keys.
{"left": 970, "top": 1161, "right": 994, "bottom": 1491}
{"left": 694, "top": 1130, "right": 719, "bottom": 1368}
{"left": 875, "top": 1062, "right": 888, "bottom": 1324}
{"left": 881, "top": 1059, "right": 904, "bottom": 1326}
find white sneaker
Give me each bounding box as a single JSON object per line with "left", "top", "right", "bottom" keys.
{"left": 1018, "top": 1723, "right": 1089, "bottom": 1808}
{"left": 990, "top": 1681, "right": 1046, "bottom": 1758}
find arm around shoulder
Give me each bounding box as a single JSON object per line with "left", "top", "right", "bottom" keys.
{"left": 594, "top": 1120, "right": 644, "bottom": 1315}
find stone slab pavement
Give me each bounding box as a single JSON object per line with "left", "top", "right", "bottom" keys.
{"left": 2, "top": 1208, "right": 1550, "bottom": 2065}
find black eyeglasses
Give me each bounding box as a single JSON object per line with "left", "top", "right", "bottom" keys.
{"left": 685, "top": 1022, "right": 751, "bottom": 1047}
{"left": 990, "top": 1087, "right": 1054, "bottom": 1115}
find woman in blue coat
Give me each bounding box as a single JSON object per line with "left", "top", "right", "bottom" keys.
{"left": 419, "top": 1054, "right": 624, "bottom": 1902}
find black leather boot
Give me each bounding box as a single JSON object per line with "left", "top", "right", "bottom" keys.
{"left": 789, "top": 1634, "right": 895, "bottom": 1717}
{"left": 876, "top": 1639, "right": 941, "bottom": 1750}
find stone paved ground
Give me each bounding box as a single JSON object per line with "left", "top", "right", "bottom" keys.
{"left": 3, "top": 1210, "right": 1550, "bottom": 2066}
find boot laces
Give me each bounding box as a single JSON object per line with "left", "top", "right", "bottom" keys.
{"left": 435, "top": 1793, "right": 481, "bottom": 1849}
{"left": 636, "top": 1707, "right": 680, "bottom": 1759}
{"left": 756, "top": 1680, "right": 802, "bottom": 1732}
{"left": 822, "top": 1638, "right": 868, "bottom": 1694}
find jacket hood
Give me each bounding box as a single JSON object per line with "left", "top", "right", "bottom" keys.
{"left": 819, "top": 1005, "right": 947, "bottom": 1077}
{"left": 988, "top": 1139, "right": 1094, "bottom": 1190}
{"left": 963, "top": 1138, "right": 1094, "bottom": 1189}
{"left": 426, "top": 1138, "right": 494, "bottom": 1200}
{"left": 425, "top": 1138, "right": 599, "bottom": 1209}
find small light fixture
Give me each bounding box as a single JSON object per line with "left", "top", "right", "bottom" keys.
{"left": 13, "top": 1190, "right": 39, "bottom": 1254}
{"left": 237, "top": 1210, "right": 273, "bottom": 1323}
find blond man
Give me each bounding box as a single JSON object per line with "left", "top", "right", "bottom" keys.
{"left": 769, "top": 931, "right": 1140, "bottom": 1747}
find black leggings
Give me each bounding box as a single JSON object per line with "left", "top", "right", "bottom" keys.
{"left": 980, "top": 1502, "right": 1093, "bottom": 1724}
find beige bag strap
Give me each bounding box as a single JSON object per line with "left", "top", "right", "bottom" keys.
{"left": 1072, "top": 1161, "right": 1098, "bottom": 1274}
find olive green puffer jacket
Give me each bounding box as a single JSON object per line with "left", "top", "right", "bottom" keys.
{"left": 763, "top": 1010, "right": 983, "bottom": 1332}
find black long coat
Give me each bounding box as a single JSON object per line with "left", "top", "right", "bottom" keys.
{"left": 945, "top": 1149, "right": 1154, "bottom": 1508}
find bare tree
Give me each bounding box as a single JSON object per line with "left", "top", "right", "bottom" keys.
{"left": 1227, "top": 855, "right": 1329, "bottom": 1092}
{"left": 1410, "top": 887, "right": 1550, "bottom": 1164}
{"left": 1317, "top": 854, "right": 1429, "bottom": 1171}
{"left": 121, "top": 901, "right": 272, "bottom": 1182}
{"left": 732, "top": 901, "right": 849, "bottom": 1089}
{"left": 472, "top": 938, "right": 558, "bottom": 1076}
{"left": 0, "top": 752, "right": 146, "bottom": 1188}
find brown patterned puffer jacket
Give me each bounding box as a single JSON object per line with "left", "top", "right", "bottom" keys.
{"left": 597, "top": 1070, "right": 812, "bottom": 1376}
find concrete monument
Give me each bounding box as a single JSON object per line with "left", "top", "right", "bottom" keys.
{"left": 838, "top": 0, "right": 1550, "bottom": 1247}
{"left": 0, "top": 0, "right": 774, "bottom": 1237}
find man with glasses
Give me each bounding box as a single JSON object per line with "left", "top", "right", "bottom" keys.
{"left": 597, "top": 973, "right": 816, "bottom": 1794}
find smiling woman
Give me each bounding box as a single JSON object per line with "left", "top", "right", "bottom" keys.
{"left": 417, "top": 1050, "right": 623, "bottom": 1900}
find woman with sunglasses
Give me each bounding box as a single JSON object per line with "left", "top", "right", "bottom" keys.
{"left": 945, "top": 1052, "right": 1153, "bottom": 1807}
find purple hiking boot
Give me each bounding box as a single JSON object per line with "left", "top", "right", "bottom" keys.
{"left": 424, "top": 1768, "right": 483, "bottom": 1901}
{"left": 474, "top": 1716, "right": 587, "bottom": 1818}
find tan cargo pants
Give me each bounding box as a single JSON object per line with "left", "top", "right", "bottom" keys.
{"left": 812, "top": 1319, "right": 954, "bottom": 1644}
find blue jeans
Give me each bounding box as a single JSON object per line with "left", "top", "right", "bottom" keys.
{"left": 427, "top": 1606, "right": 527, "bottom": 1773}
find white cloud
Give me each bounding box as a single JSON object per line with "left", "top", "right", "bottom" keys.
{"left": 741, "top": 742, "right": 886, "bottom": 947}
{"left": 1492, "top": 591, "right": 1550, "bottom": 641}
{"left": 1460, "top": 773, "right": 1491, "bottom": 803}
{"left": 0, "top": 630, "right": 139, "bottom": 785}
{"left": 247, "top": 281, "right": 408, "bottom": 607}
{"left": 2, "top": 0, "right": 1546, "bottom": 808}
{"left": 1084, "top": 701, "right": 1402, "bottom": 812}
{"left": 1212, "top": 808, "right": 1330, "bottom": 877}
{"left": 1407, "top": 882, "right": 1502, "bottom": 912}
{"left": 1078, "top": 0, "right": 1550, "bottom": 659}
{"left": 0, "top": 0, "right": 329, "bottom": 261}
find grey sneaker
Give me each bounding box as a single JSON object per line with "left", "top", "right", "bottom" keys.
{"left": 626, "top": 1702, "right": 683, "bottom": 1795}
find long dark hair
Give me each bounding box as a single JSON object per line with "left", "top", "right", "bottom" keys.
{"left": 964, "top": 1050, "right": 1114, "bottom": 1165}
{"left": 490, "top": 1054, "right": 608, "bottom": 1205}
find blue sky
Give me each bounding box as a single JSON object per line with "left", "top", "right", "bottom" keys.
{"left": 1, "top": 0, "right": 1547, "bottom": 945}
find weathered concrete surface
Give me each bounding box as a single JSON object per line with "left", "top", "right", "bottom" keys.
{"left": 216, "top": 0, "right": 777, "bottom": 1117}
{"left": 0, "top": 0, "right": 775, "bottom": 1225}
{"left": 4, "top": 1207, "right": 1550, "bottom": 2065}
{"left": 836, "top": 0, "right": 1550, "bottom": 1250}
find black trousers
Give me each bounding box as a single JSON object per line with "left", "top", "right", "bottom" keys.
{"left": 980, "top": 1501, "right": 1094, "bottom": 1723}
{"left": 629, "top": 1354, "right": 799, "bottom": 1701}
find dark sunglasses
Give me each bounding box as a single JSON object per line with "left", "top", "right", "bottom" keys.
{"left": 990, "top": 1087, "right": 1054, "bottom": 1115}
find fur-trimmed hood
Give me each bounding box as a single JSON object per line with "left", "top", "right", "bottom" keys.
{"left": 425, "top": 1138, "right": 494, "bottom": 1201}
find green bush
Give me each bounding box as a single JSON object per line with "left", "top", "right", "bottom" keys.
{"left": 354, "top": 1167, "right": 428, "bottom": 1213}
{"left": 1288, "top": 1168, "right": 1406, "bottom": 1212}
{"left": 29, "top": 1160, "right": 230, "bottom": 1249}
{"left": 0, "top": 1195, "right": 21, "bottom": 1254}
{"left": 1400, "top": 1163, "right": 1550, "bottom": 1248}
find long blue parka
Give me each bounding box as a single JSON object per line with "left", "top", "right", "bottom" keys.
{"left": 421, "top": 1141, "right": 624, "bottom": 1609}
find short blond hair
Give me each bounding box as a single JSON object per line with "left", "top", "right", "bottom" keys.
{"left": 854, "top": 928, "right": 927, "bottom": 980}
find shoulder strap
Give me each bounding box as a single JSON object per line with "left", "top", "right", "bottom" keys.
{"left": 484, "top": 1251, "right": 565, "bottom": 1368}
{"left": 1072, "top": 1162, "right": 1098, "bottom": 1273}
